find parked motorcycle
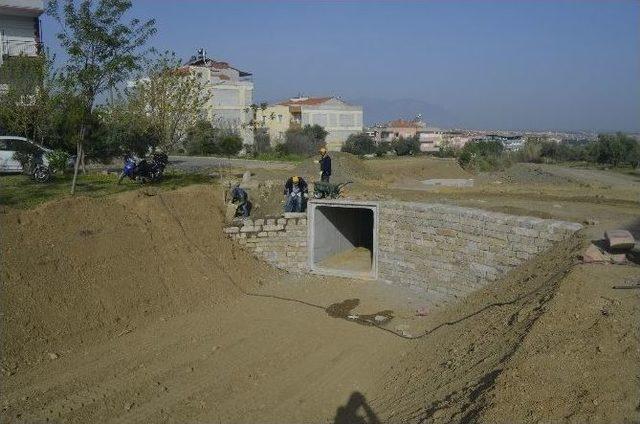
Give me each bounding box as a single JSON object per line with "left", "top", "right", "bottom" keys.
{"left": 117, "top": 152, "right": 168, "bottom": 184}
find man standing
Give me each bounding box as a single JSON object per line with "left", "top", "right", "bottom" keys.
{"left": 319, "top": 147, "right": 331, "bottom": 182}
{"left": 284, "top": 176, "right": 308, "bottom": 212}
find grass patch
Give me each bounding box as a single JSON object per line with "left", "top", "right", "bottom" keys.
{"left": 0, "top": 170, "right": 213, "bottom": 209}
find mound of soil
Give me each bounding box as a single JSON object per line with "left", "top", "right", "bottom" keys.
{"left": 294, "top": 151, "right": 374, "bottom": 184}
{"left": 366, "top": 156, "right": 470, "bottom": 184}
{"left": 0, "top": 185, "right": 271, "bottom": 368}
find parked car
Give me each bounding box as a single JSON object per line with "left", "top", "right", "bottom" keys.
{"left": 0, "top": 136, "right": 52, "bottom": 173}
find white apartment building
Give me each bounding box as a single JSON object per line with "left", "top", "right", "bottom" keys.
{"left": 0, "top": 0, "right": 43, "bottom": 67}
{"left": 183, "top": 53, "right": 254, "bottom": 145}
{"left": 274, "top": 96, "right": 363, "bottom": 151}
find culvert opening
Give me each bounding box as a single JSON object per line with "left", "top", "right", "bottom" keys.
{"left": 309, "top": 202, "right": 378, "bottom": 279}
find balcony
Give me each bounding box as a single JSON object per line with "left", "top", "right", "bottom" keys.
{"left": 0, "top": 38, "right": 42, "bottom": 64}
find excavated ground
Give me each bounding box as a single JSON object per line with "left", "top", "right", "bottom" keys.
{"left": 2, "top": 159, "right": 640, "bottom": 423}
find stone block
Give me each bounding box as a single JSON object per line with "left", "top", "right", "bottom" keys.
{"left": 254, "top": 219, "right": 265, "bottom": 226}
{"left": 605, "top": 229, "right": 635, "bottom": 250}
{"left": 223, "top": 227, "right": 239, "bottom": 234}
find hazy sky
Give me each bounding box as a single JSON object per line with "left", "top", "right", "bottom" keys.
{"left": 42, "top": 0, "right": 640, "bottom": 131}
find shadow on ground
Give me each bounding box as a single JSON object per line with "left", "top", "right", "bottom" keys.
{"left": 334, "top": 392, "right": 381, "bottom": 424}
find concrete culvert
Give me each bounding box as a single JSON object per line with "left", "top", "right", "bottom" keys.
{"left": 308, "top": 200, "right": 378, "bottom": 279}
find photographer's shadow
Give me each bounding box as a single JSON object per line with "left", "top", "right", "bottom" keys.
{"left": 334, "top": 391, "right": 381, "bottom": 424}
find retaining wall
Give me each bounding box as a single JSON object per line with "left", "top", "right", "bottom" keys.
{"left": 378, "top": 201, "right": 582, "bottom": 302}
{"left": 223, "top": 213, "right": 308, "bottom": 272}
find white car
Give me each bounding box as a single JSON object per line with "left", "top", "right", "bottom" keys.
{"left": 0, "top": 136, "right": 51, "bottom": 173}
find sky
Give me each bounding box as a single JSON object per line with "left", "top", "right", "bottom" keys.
{"left": 41, "top": 0, "right": 640, "bottom": 132}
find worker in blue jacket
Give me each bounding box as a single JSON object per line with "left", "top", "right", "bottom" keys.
{"left": 284, "top": 176, "right": 308, "bottom": 212}
{"left": 319, "top": 147, "right": 331, "bottom": 182}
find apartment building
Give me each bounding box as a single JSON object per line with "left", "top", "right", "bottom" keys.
{"left": 183, "top": 53, "right": 254, "bottom": 145}
{"left": 0, "top": 0, "right": 43, "bottom": 67}
{"left": 257, "top": 96, "right": 363, "bottom": 151}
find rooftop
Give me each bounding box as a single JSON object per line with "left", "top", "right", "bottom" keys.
{"left": 183, "top": 56, "right": 252, "bottom": 77}
{"left": 277, "top": 96, "right": 334, "bottom": 106}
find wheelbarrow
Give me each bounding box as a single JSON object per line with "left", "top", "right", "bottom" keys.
{"left": 312, "top": 181, "right": 352, "bottom": 199}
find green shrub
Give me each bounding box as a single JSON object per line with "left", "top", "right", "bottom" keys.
{"left": 185, "top": 120, "right": 218, "bottom": 156}
{"left": 341, "top": 133, "right": 375, "bottom": 156}
{"left": 375, "top": 141, "right": 392, "bottom": 157}
{"left": 435, "top": 140, "right": 457, "bottom": 158}
{"left": 392, "top": 136, "right": 420, "bottom": 156}
{"left": 45, "top": 150, "right": 70, "bottom": 173}
{"left": 458, "top": 140, "right": 505, "bottom": 171}
{"left": 218, "top": 134, "right": 243, "bottom": 156}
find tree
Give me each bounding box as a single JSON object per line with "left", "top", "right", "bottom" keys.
{"left": 341, "top": 133, "right": 375, "bottom": 155}
{"left": 594, "top": 133, "right": 639, "bottom": 167}
{"left": 48, "top": 0, "right": 156, "bottom": 194}
{"left": 392, "top": 136, "right": 420, "bottom": 156}
{"left": 125, "top": 51, "right": 209, "bottom": 152}
{"left": 252, "top": 128, "right": 271, "bottom": 155}
{"left": 0, "top": 54, "right": 59, "bottom": 146}
{"left": 244, "top": 102, "right": 274, "bottom": 155}
{"left": 282, "top": 124, "right": 328, "bottom": 156}
{"left": 185, "top": 120, "right": 218, "bottom": 155}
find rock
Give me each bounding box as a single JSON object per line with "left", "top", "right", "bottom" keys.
{"left": 47, "top": 352, "right": 59, "bottom": 360}
{"left": 610, "top": 253, "right": 628, "bottom": 264}
{"left": 581, "top": 244, "right": 608, "bottom": 263}
{"left": 605, "top": 229, "right": 635, "bottom": 251}
{"left": 241, "top": 171, "right": 251, "bottom": 185}
{"left": 415, "top": 306, "right": 429, "bottom": 316}
{"left": 225, "top": 203, "right": 237, "bottom": 224}
{"left": 374, "top": 315, "right": 388, "bottom": 323}
{"left": 124, "top": 402, "right": 133, "bottom": 411}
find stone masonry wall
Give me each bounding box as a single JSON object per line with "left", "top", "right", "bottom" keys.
{"left": 223, "top": 214, "right": 308, "bottom": 273}
{"left": 378, "top": 201, "right": 582, "bottom": 303}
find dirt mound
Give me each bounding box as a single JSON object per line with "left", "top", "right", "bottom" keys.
{"left": 366, "top": 156, "right": 470, "bottom": 184}
{"left": 0, "top": 185, "right": 272, "bottom": 368}
{"left": 294, "top": 151, "right": 374, "bottom": 184}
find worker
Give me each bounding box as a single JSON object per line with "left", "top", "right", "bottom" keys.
{"left": 318, "top": 147, "right": 331, "bottom": 182}
{"left": 283, "top": 175, "right": 308, "bottom": 212}
{"left": 230, "top": 185, "right": 252, "bottom": 218}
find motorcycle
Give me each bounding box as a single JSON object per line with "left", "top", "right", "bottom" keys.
{"left": 117, "top": 152, "right": 168, "bottom": 184}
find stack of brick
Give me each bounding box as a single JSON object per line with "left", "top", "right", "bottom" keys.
{"left": 378, "top": 202, "right": 582, "bottom": 303}
{"left": 223, "top": 214, "right": 308, "bottom": 273}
